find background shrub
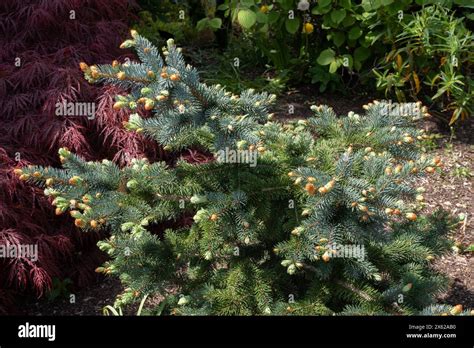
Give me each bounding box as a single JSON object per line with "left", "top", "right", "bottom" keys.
{"left": 374, "top": 4, "right": 473, "bottom": 125}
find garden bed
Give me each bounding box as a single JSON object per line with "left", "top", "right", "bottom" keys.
{"left": 2, "top": 0, "right": 472, "bottom": 318}
{"left": 19, "top": 90, "right": 473, "bottom": 315}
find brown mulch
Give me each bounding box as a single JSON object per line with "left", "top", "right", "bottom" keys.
{"left": 22, "top": 277, "right": 124, "bottom": 316}
{"left": 416, "top": 124, "right": 473, "bottom": 309}
{"left": 19, "top": 87, "right": 473, "bottom": 315}
{"left": 272, "top": 85, "right": 372, "bottom": 121}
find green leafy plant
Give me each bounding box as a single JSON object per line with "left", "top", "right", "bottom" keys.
{"left": 374, "top": 4, "right": 473, "bottom": 125}
{"left": 47, "top": 278, "right": 73, "bottom": 302}
{"left": 103, "top": 293, "right": 149, "bottom": 316}
{"left": 18, "top": 32, "right": 461, "bottom": 315}
{"left": 202, "top": 0, "right": 412, "bottom": 91}
{"left": 195, "top": 1, "right": 224, "bottom": 32}
{"left": 199, "top": 0, "right": 316, "bottom": 85}
{"left": 133, "top": 0, "right": 202, "bottom": 45}
{"left": 452, "top": 165, "right": 472, "bottom": 178}
{"left": 135, "top": 1, "right": 472, "bottom": 99}
{"left": 417, "top": 132, "right": 443, "bottom": 153}
{"left": 191, "top": 41, "right": 288, "bottom": 94}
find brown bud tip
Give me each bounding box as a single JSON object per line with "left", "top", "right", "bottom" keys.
{"left": 144, "top": 100, "right": 155, "bottom": 111}
{"left": 69, "top": 176, "right": 81, "bottom": 185}
{"left": 79, "top": 62, "right": 89, "bottom": 71}
{"left": 451, "top": 304, "right": 463, "bottom": 315}
{"left": 305, "top": 183, "right": 316, "bottom": 195}
{"left": 147, "top": 71, "right": 155, "bottom": 79}
{"left": 170, "top": 74, "right": 180, "bottom": 81}
{"left": 322, "top": 252, "right": 331, "bottom": 262}
{"left": 117, "top": 72, "right": 126, "bottom": 80}
{"left": 74, "top": 219, "right": 85, "bottom": 228}
{"left": 113, "top": 101, "right": 124, "bottom": 110}
{"left": 425, "top": 166, "right": 435, "bottom": 173}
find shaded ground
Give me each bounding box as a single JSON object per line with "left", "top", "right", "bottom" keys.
{"left": 20, "top": 87, "right": 473, "bottom": 315}
{"left": 272, "top": 85, "right": 372, "bottom": 121}
{"left": 23, "top": 277, "right": 123, "bottom": 316}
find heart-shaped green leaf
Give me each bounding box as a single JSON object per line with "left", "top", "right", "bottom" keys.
{"left": 238, "top": 9, "right": 257, "bottom": 29}
{"left": 312, "top": 0, "right": 332, "bottom": 14}
{"left": 317, "top": 48, "right": 336, "bottom": 66}
{"left": 354, "top": 46, "right": 370, "bottom": 62}
{"left": 348, "top": 26, "right": 362, "bottom": 40}
{"left": 209, "top": 18, "right": 222, "bottom": 29}
{"left": 256, "top": 11, "right": 268, "bottom": 23}
{"left": 332, "top": 32, "right": 345, "bottom": 47}
{"left": 331, "top": 9, "right": 346, "bottom": 24}
{"left": 285, "top": 17, "right": 300, "bottom": 34}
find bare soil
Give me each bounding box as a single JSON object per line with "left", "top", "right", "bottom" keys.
{"left": 417, "top": 133, "right": 473, "bottom": 308}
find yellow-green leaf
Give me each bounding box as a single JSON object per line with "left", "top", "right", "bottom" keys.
{"left": 238, "top": 9, "right": 257, "bottom": 29}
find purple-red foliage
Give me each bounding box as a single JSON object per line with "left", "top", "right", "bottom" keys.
{"left": 0, "top": 0, "right": 161, "bottom": 313}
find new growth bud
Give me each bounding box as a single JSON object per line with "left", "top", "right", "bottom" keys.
{"left": 120, "top": 40, "right": 135, "bottom": 49}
